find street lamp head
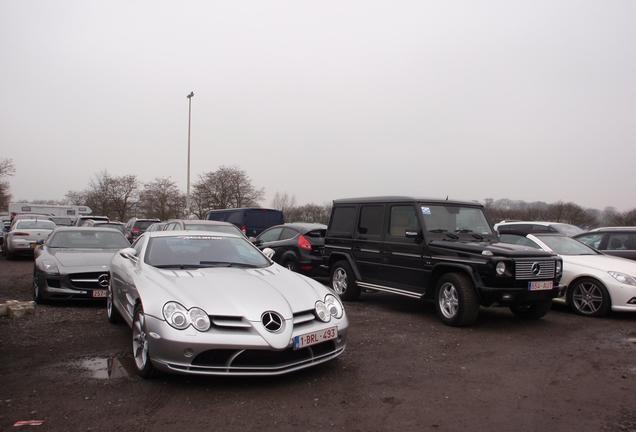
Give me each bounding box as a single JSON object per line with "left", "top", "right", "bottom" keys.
{"left": 187, "top": 91, "right": 194, "bottom": 99}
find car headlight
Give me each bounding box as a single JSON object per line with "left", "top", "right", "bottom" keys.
{"left": 163, "top": 302, "right": 204, "bottom": 331}
{"left": 42, "top": 261, "right": 59, "bottom": 275}
{"left": 496, "top": 261, "right": 506, "bottom": 276}
{"left": 324, "top": 294, "right": 344, "bottom": 319}
{"left": 556, "top": 260, "right": 562, "bottom": 274}
{"left": 315, "top": 300, "right": 330, "bottom": 323}
{"left": 608, "top": 271, "right": 636, "bottom": 287}
{"left": 189, "top": 307, "right": 211, "bottom": 332}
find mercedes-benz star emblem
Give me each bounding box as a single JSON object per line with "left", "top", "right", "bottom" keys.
{"left": 98, "top": 273, "right": 110, "bottom": 288}
{"left": 261, "top": 311, "right": 283, "bottom": 333}
{"left": 531, "top": 262, "right": 541, "bottom": 276}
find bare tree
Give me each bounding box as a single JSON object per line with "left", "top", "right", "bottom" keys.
{"left": 271, "top": 192, "right": 297, "bottom": 213}
{"left": 284, "top": 203, "right": 332, "bottom": 224}
{"left": 192, "top": 166, "right": 264, "bottom": 215}
{"left": 71, "top": 172, "right": 139, "bottom": 221}
{"left": 0, "top": 158, "right": 15, "bottom": 210}
{"left": 138, "top": 177, "right": 186, "bottom": 220}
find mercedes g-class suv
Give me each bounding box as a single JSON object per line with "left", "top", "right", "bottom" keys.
{"left": 324, "top": 197, "right": 564, "bottom": 326}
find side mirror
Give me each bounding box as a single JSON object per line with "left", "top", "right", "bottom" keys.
{"left": 119, "top": 247, "right": 138, "bottom": 260}
{"left": 262, "top": 247, "right": 275, "bottom": 260}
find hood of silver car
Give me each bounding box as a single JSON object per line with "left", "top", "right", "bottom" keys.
{"left": 49, "top": 248, "right": 119, "bottom": 268}
{"left": 142, "top": 264, "right": 325, "bottom": 321}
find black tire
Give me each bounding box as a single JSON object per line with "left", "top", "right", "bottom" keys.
{"left": 106, "top": 281, "right": 123, "bottom": 324}
{"left": 33, "top": 269, "right": 46, "bottom": 304}
{"left": 5, "top": 248, "right": 14, "bottom": 260}
{"left": 510, "top": 300, "right": 552, "bottom": 320}
{"left": 329, "top": 260, "right": 360, "bottom": 301}
{"left": 434, "top": 273, "right": 480, "bottom": 326}
{"left": 567, "top": 277, "right": 611, "bottom": 317}
{"left": 132, "top": 305, "right": 157, "bottom": 379}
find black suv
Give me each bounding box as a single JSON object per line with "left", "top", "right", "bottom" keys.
{"left": 324, "top": 197, "right": 564, "bottom": 326}
{"left": 206, "top": 208, "right": 284, "bottom": 237}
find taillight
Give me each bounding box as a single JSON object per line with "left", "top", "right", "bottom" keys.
{"left": 240, "top": 225, "right": 247, "bottom": 234}
{"left": 13, "top": 232, "right": 29, "bottom": 236}
{"left": 298, "top": 234, "right": 312, "bottom": 251}
{"left": 132, "top": 227, "right": 140, "bottom": 234}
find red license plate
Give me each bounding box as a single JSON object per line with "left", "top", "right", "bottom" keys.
{"left": 528, "top": 281, "right": 553, "bottom": 291}
{"left": 92, "top": 290, "right": 108, "bottom": 298}
{"left": 293, "top": 327, "right": 337, "bottom": 350}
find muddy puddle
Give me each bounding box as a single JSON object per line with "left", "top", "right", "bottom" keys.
{"left": 76, "top": 356, "right": 137, "bottom": 380}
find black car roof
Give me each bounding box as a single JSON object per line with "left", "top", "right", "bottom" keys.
{"left": 281, "top": 222, "right": 327, "bottom": 232}
{"left": 332, "top": 196, "right": 482, "bottom": 207}
{"left": 206, "top": 207, "right": 281, "bottom": 212}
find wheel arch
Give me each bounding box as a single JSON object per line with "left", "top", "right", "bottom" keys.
{"left": 430, "top": 263, "right": 482, "bottom": 300}
{"left": 328, "top": 252, "right": 361, "bottom": 280}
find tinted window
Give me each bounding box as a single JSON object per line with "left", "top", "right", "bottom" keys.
{"left": 48, "top": 231, "right": 129, "bottom": 249}
{"left": 258, "top": 227, "right": 283, "bottom": 242}
{"left": 145, "top": 235, "right": 269, "bottom": 268}
{"left": 207, "top": 211, "right": 229, "bottom": 221}
{"left": 246, "top": 210, "right": 284, "bottom": 228}
{"left": 280, "top": 228, "right": 298, "bottom": 240}
{"left": 329, "top": 207, "right": 356, "bottom": 234}
{"left": 227, "top": 212, "right": 244, "bottom": 224}
{"left": 358, "top": 205, "right": 384, "bottom": 236}
{"left": 389, "top": 206, "right": 420, "bottom": 238}
{"left": 306, "top": 229, "right": 326, "bottom": 238}
{"left": 575, "top": 233, "right": 604, "bottom": 249}
{"left": 134, "top": 221, "right": 157, "bottom": 230}
{"left": 607, "top": 233, "right": 636, "bottom": 250}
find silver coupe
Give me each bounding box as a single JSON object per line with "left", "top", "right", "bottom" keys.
{"left": 107, "top": 230, "right": 348, "bottom": 378}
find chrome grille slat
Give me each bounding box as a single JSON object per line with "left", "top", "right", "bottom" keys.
{"left": 514, "top": 259, "right": 556, "bottom": 280}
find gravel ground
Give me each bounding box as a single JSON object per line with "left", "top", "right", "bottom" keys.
{"left": 1, "top": 255, "right": 635, "bottom": 432}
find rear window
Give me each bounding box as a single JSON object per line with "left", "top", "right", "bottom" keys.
{"left": 135, "top": 220, "right": 157, "bottom": 230}
{"left": 185, "top": 224, "right": 241, "bottom": 235}
{"left": 16, "top": 220, "right": 56, "bottom": 230}
{"left": 329, "top": 207, "right": 356, "bottom": 234}
{"left": 246, "top": 210, "right": 284, "bottom": 228}
{"left": 207, "top": 211, "right": 230, "bottom": 221}
{"left": 306, "top": 229, "right": 326, "bottom": 238}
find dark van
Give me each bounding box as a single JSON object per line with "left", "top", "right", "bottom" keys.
{"left": 206, "top": 208, "right": 284, "bottom": 237}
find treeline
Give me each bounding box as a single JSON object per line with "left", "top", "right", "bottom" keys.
{"left": 484, "top": 198, "right": 636, "bottom": 228}
{"left": 0, "top": 158, "right": 15, "bottom": 210}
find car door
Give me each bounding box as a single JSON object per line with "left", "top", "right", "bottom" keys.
{"left": 256, "top": 227, "right": 284, "bottom": 260}
{"left": 605, "top": 233, "right": 636, "bottom": 261}
{"left": 381, "top": 204, "right": 429, "bottom": 293}
{"left": 117, "top": 235, "right": 145, "bottom": 321}
{"left": 352, "top": 205, "right": 386, "bottom": 283}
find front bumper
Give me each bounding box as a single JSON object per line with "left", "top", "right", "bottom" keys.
{"left": 37, "top": 271, "right": 109, "bottom": 301}
{"left": 144, "top": 315, "right": 348, "bottom": 376}
{"left": 479, "top": 284, "right": 565, "bottom": 306}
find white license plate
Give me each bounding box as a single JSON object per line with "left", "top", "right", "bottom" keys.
{"left": 92, "top": 290, "right": 108, "bottom": 298}
{"left": 528, "top": 281, "right": 553, "bottom": 291}
{"left": 293, "top": 327, "right": 337, "bottom": 350}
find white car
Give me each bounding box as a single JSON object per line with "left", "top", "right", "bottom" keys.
{"left": 4, "top": 218, "right": 56, "bottom": 259}
{"left": 107, "top": 230, "right": 348, "bottom": 378}
{"left": 499, "top": 233, "right": 636, "bottom": 316}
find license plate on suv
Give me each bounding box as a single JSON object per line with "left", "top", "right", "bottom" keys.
{"left": 528, "top": 281, "right": 553, "bottom": 291}
{"left": 293, "top": 327, "right": 337, "bottom": 350}
{"left": 92, "top": 290, "right": 108, "bottom": 298}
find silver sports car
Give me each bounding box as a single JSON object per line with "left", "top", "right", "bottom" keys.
{"left": 107, "top": 230, "right": 348, "bottom": 378}
{"left": 33, "top": 227, "right": 131, "bottom": 302}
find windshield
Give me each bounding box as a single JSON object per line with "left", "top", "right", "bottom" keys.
{"left": 185, "top": 224, "right": 241, "bottom": 235}
{"left": 96, "top": 223, "right": 125, "bottom": 233}
{"left": 145, "top": 235, "right": 270, "bottom": 268}
{"left": 16, "top": 220, "right": 56, "bottom": 230}
{"left": 554, "top": 223, "right": 584, "bottom": 236}
{"left": 422, "top": 205, "right": 493, "bottom": 236}
{"left": 535, "top": 235, "right": 598, "bottom": 255}
{"left": 48, "top": 230, "right": 129, "bottom": 249}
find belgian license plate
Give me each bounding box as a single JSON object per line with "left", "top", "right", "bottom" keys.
{"left": 293, "top": 327, "right": 337, "bottom": 350}
{"left": 92, "top": 290, "right": 108, "bottom": 298}
{"left": 528, "top": 281, "right": 553, "bottom": 291}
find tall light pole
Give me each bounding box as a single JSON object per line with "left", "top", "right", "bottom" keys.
{"left": 186, "top": 91, "right": 194, "bottom": 215}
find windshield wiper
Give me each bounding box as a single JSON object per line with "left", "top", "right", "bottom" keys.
{"left": 154, "top": 264, "right": 209, "bottom": 269}
{"left": 199, "top": 261, "right": 258, "bottom": 268}
{"left": 455, "top": 229, "right": 485, "bottom": 240}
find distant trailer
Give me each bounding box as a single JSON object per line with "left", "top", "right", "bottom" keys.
{"left": 8, "top": 203, "right": 92, "bottom": 218}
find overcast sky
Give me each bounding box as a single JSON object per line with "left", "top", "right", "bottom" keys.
{"left": 1, "top": 0, "right": 635, "bottom": 210}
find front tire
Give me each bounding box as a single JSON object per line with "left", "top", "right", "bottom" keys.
{"left": 567, "top": 278, "right": 611, "bottom": 317}
{"left": 283, "top": 257, "right": 298, "bottom": 272}
{"left": 510, "top": 300, "right": 552, "bottom": 320}
{"left": 132, "top": 305, "right": 157, "bottom": 378}
{"left": 329, "top": 260, "right": 360, "bottom": 301}
{"left": 33, "top": 269, "right": 45, "bottom": 304}
{"left": 106, "top": 281, "right": 122, "bottom": 324}
{"left": 435, "top": 273, "right": 480, "bottom": 326}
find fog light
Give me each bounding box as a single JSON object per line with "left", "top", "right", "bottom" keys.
{"left": 496, "top": 262, "right": 506, "bottom": 276}
{"left": 183, "top": 349, "right": 194, "bottom": 358}
{"left": 502, "top": 294, "right": 513, "bottom": 301}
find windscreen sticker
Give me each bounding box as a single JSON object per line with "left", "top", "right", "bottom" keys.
{"left": 421, "top": 206, "right": 431, "bottom": 215}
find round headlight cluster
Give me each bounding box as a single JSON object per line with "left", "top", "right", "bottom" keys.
{"left": 496, "top": 261, "right": 506, "bottom": 276}
{"left": 315, "top": 294, "right": 344, "bottom": 322}
{"left": 162, "top": 302, "right": 211, "bottom": 332}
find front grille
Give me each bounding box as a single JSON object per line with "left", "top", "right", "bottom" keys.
{"left": 292, "top": 309, "right": 316, "bottom": 328}
{"left": 68, "top": 272, "right": 109, "bottom": 289}
{"left": 209, "top": 315, "right": 251, "bottom": 330}
{"left": 192, "top": 340, "right": 337, "bottom": 368}
{"left": 514, "top": 259, "right": 556, "bottom": 280}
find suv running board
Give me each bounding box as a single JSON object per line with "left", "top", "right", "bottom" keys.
{"left": 356, "top": 281, "right": 423, "bottom": 299}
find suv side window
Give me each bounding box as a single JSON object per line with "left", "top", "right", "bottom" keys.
{"left": 388, "top": 206, "right": 420, "bottom": 240}
{"left": 358, "top": 205, "right": 384, "bottom": 237}
{"left": 607, "top": 233, "right": 636, "bottom": 250}
{"left": 329, "top": 207, "right": 356, "bottom": 235}
{"left": 227, "top": 212, "right": 243, "bottom": 225}
{"left": 576, "top": 233, "right": 604, "bottom": 250}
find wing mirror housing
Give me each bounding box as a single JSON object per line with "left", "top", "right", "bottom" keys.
{"left": 119, "top": 247, "right": 138, "bottom": 260}
{"left": 262, "top": 247, "right": 275, "bottom": 260}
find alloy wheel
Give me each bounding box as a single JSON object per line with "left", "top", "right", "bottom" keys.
{"left": 132, "top": 312, "right": 149, "bottom": 370}
{"left": 439, "top": 282, "right": 459, "bottom": 319}
{"left": 572, "top": 281, "right": 604, "bottom": 315}
{"left": 332, "top": 268, "right": 348, "bottom": 295}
